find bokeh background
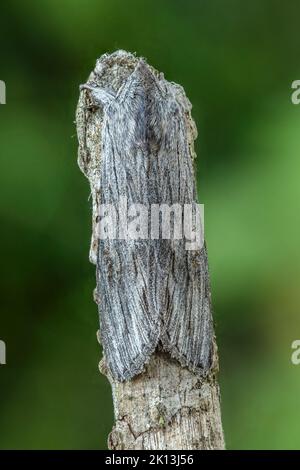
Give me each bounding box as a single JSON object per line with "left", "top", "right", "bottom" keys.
{"left": 0, "top": 0, "right": 300, "bottom": 449}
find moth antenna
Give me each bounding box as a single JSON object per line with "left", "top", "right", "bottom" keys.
{"left": 80, "top": 83, "right": 116, "bottom": 108}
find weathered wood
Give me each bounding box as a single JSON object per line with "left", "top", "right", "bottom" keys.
{"left": 76, "top": 50, "right": 225, "bottom": 450}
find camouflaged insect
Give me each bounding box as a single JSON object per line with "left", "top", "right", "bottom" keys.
{"left": 80, "top": 53, "right": 214, "bottom": 382}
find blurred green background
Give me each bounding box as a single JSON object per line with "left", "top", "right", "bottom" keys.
{"left": 0, "top": 0, "right": 300, "bottom": 450}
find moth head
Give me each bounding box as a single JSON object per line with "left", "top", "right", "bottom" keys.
{"left": 115, "top": 60, "right": 167, "bottom": 153}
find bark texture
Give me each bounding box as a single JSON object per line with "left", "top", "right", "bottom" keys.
{"left": 76, "top": 50, "right": 225, "bottom": 450}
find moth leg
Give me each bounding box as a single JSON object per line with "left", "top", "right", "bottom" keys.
{"left": 80, "top": 83, "right": 115, "bottom": 108}
{"left": 96, "top": 329, "right": 101, "bottom": 345}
